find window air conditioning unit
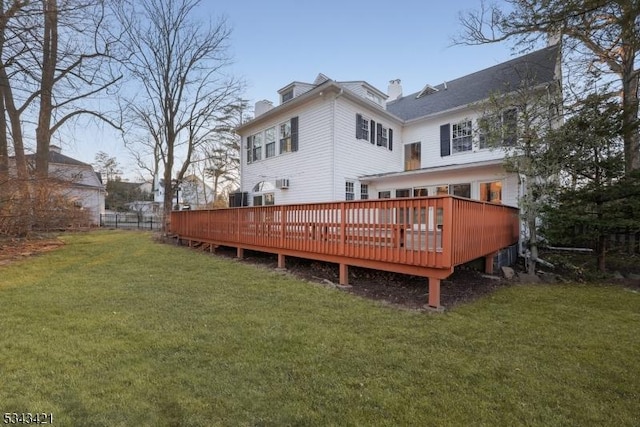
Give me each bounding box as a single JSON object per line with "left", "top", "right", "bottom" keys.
{"left": 276, "top": 178, "right": 290, "bottom": 189}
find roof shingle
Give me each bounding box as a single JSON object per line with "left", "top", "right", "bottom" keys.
{"left": 386, "top": 44, "right": 560, "bottom": 121}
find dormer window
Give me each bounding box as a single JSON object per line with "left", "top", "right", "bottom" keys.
{"left": 366, "top": 90, "right": 382, "bottom": 105}
{"left": 281, "top": 89, "right": 294, "bottom": 103}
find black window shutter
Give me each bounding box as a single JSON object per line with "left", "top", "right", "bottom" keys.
{"left": 370, "top": 120, "right": 376, "bottom": 144}
{"left": 440, "top": 124, "right": 451, "bottom": 157}
{"left": 356, "top": 114, "right": 363, "bottom": 139}
{"left": 376, "top": 123, "right": 383, "bottom": 146}
{"left": 291, "top": 116, "right": 299, "bottom": 151}
{"left": 246, "top": 136, "right": 252, "bottom": 163}
{"left": 388, "top": 129, "right": 393, "bottom": 151}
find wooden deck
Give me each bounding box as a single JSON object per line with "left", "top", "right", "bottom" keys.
{"left": 170, "top": 196, "right": 519, "bottom": 308}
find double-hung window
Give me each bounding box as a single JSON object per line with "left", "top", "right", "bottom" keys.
{"left": 478, "top": 109, "right": 517, "bottom": 149}
{"left": 452, "top": 120, "right": 473, "bottom": 153}
{"left": 376, "top": 123, "right": 389, "bottom": 148}
{"left": 360, "top": 184, "right": 369, "bottom": 200}
{"left": 345, "top": 181, "right": 355, "bottom": 200}
{"left": 265, "top": 127, "right": 276, "bottom": 158}
{"left": 356, "top": 114, "right": 370, "bottom": 140}
{"left": 246, "top": 136, "right": 254, "bottom": 164}
{"left": 252, "top": 132, "right": 263, "bottom": 161}
{"left": 280, "top": 117, "right": 299, "bottom": 153}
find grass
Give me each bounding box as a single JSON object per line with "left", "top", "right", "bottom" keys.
{"left": 0, "top": 230, "right": 638, "bottom": 426}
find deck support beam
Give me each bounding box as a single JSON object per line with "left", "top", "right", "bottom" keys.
{"left": 278, "top": 254, "right": 286, "bottom": 269}
{"left": 428, "top": 277, "right": 441, "bottom": 309}
{"left": 485, "top": 252, "right": 497, "bottom": 275}
{"left": 339, "top": 263, "right": 349, "bottom": 286}
{"left": 237, "top": 248, "right": 244, "bottom": 259}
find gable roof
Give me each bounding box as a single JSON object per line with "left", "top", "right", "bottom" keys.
{"left": 386, "top": 44, "right": 560, "bottom": 121}
{"left": 24, "top": 150, "right": 90, "bottom": 167}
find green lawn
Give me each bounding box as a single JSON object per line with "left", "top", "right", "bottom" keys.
{"left": 0, "top": 230, "right": 638, "bottom": 426}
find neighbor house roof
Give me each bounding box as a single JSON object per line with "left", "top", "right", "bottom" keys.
{"left": 386, "top": 44, "right": 560, "bottom": 121}
{"left": 24, "top": 150, "right": 89, "bottom": 167}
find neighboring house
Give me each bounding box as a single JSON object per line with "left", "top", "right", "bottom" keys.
{"left": 180, "top": 174, "right": 216, "bottom": 208}
{"left": 235, "top": 44, "right": 561, "bottom": 208}
{"left": 21, "top": 145, "right": 106, "bottom": 225}
{"left": 153, "top": 174, "right": 215, "bottom": 210}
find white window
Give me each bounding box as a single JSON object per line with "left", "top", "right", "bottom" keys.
{"left": 265, "top": 127, "right": 276, "bottom": 158}
{"left": 452, "top": 120, "right": 473, "bottom": 153}
{"left": 281, "top": 89, "right": 293, "bottom": 103}
{"left": 251, "top": 132, "right": 263, "bottom": 161}
{"left": 395, "top": 188, "right": 411, "bottom": 198}
{"left": 279, "top": 117, "right": 299, "bottom": 153}
{"left": 246, "top": 136, "right": 253, "bottom": 164}
{"left": 413, "top": 187, "right": 428, "bottom": 197}
{"left": 479, "top": 109, "right": 517, "bottom": 149}
{"left": 426, "top": 185, "right": 449, "bottom": 196}
{"left": 480, "top": 181, "right": 503, "bottom": 203}
{"left": 345, "top": 181, "right": 355, "bottom": 200}
{"left": 377, "top": 125, "right": 389, "bottom": 148}
{"left": 356, "top": 114, "right": 370, "bottom": 141}
{"left": 450, "top": 183, "right": 471, "bottom": 198}
{"left": 404, "top": 142, "right": 421, "bottom": 171}
{"left": 280, "top": 122, "right": 291, "bottom": 153}
{"left": 366, "top": 90, "right": 382, "bottom": 105}
{"left": 360, "top": 184, "right": 369, "bottom": 200}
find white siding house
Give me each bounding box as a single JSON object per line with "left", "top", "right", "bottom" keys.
{"left": 235, "top": 44, "right": 561, "bottom": 209}
{"left": 33, "top": 146, "right": 105, "bottom": 225}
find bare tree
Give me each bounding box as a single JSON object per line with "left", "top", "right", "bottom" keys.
{"left": 0, "top": 0, "right": 123, "bottom": 234}
{"left": 2, "top": 1, "right": 122, "bottom": 178}
{"left": 93, "top": 151, "right": 122, "bottom": 182}
{"left": 456, "top": 0, "right": 640, "bottom": 174}
{"left": 115, "top": 0, "right": 241, "bottom": 230}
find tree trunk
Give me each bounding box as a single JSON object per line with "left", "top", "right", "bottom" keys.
{"left": 527, "top": 214, "right": 538, "bottom": 276}
{"left": 0, "top": 92, "right": 7, "bottom": 180}
{"left": 35, "top": 0, "right": 58, "bottom": 180}
{"left": 597, "top": 233, "right": 607, "bottom": 272}
{"left": 621, "top": 67, "right": 639, "bottom": 173}
{"left": 162, "top": 166, "right": 173, "bottom": 232}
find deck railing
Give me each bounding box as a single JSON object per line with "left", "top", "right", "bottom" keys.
{"left": 170, "top": 196, "right": 519, "bottom": 308}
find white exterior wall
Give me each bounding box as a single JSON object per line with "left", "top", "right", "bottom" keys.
{"left": 366, "top": 165, "right": 519, "bottom": 207}
{"left": 49, "top": 162, "right": 105, "bottom": 224}
{"left": 241, "top": 96, "right": 335, "bottom": 205}
{"left": 402, "top": 107, "right": 507, "bottom": 170}
{"left": 239, "top": 83, "right": 522, "bottom": 208}
{"left": 333, "top": 98, "right": 402, "bottom": 199}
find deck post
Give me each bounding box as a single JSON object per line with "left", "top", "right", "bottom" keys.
{"left": 339, "top": 263, "right": 349, "bottom": 286}
{"left": 428, "top": 277, "right": 441, "bottom": 309}
{"left": 237, "top": 247, "right": 244, "bottom": 259}
{"left": 485, "top": 252, "right": 497, "bottom": 274}
{"left": 277, "top": 254, "right": 286, "bottom": 269}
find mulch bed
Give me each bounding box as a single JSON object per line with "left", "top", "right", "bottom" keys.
{"left": 209, "top": 246, "right": 508, "bottom": 310}
{"left": 0, "top": 235, "right": 65, "bottom": 266}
